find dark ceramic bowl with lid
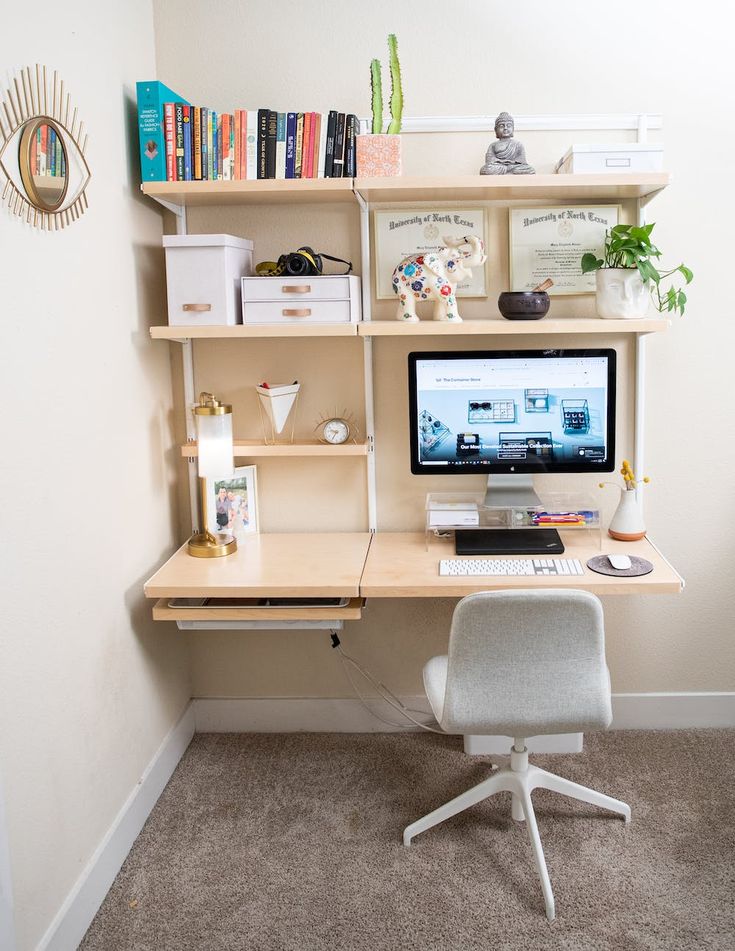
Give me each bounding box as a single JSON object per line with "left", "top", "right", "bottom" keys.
{"left": 498, "top": 291, "right": 550, "bottom": 320}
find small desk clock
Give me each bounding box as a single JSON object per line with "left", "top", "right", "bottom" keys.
{"left": 315, "top": 409, "right": 359, "bottom": 445}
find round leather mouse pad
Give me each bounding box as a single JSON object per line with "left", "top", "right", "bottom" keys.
{"left": 586, "top": 555, "right": 654, "bottom": 577}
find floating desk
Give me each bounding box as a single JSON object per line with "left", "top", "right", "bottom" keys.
{"left": 144, "top": 530, "right": 683, "bottom": 621}
{"left": 360, "top": 533, "right": 683, "bottom": 597}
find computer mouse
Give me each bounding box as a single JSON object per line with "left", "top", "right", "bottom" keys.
{"left": 608, "top": 553, "right": 632, "bottom": 571}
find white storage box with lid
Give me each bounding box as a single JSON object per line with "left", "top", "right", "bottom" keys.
{"left": 163, "top": 234, "right": 254, "bottom": 326}
{"left": 241, "top": 275, "right": 361, "bottom": 324}
{"left": 555, "top": 143, "right": 664, "bottom": 174}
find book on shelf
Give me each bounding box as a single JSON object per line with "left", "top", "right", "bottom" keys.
{"left": 136, "top": 80, "right": 189, "bottom": 182}
{"left": 137, "top": 79, "right": 358, "bottom": 183}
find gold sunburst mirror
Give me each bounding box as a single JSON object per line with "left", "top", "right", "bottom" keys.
{"left": 0, "top": 65, "right": 91, "bottom": 229}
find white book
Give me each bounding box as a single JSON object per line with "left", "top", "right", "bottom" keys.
{"left": 317, "top": 111, "right": 328, "bottom": 178}
{"left": 246, "top": 112, "right": 257, "bottom": 179}
{"left": 429, "top": 511, "right": 480, "bottom": 527}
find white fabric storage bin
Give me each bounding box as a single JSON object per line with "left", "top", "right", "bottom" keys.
{"left": 555, "top": 143, "right": 664, "bottom": 174}
{"left": 241, "top": 275, "right": 361, "bottom": 324}
{"left": 163, "top": 234, "right": 254, "bottom": 326}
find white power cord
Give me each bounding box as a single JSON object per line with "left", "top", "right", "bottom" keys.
{"left": 331, "top": 632, "right": 447, "bottom": 735}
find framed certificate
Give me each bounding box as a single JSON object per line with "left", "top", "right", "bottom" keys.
{"left": 373, "top": 208, "right": 487, "bottom": 299}
{"left": 509, "top": 205, "right": 620, "bottom": 296}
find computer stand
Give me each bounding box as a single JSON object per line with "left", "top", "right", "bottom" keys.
{"left": 455, "top": 474, "right": 565, "bottom": 556}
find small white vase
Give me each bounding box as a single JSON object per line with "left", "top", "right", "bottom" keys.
{"left": 608, "top": 488, "right": 646, "bottom": 541}
{"left": 596, "top": 268, "right": 650, "bottom": 319}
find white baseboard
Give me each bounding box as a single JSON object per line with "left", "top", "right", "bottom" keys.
{"left": 194, "top": 692, "right": 735, "bottom": 736}
{"left": 611, "top": 692, "right": 735, "bottom": 729}
{"left": 38, "top": 702, "right": 195, "bottom": 951}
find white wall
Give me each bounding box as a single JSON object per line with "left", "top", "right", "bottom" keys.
{"left": 0, "top": 3, "right": 190, "bottom": 948}
{"left": 152, "top": 0, "right": 735, "bottom": 699}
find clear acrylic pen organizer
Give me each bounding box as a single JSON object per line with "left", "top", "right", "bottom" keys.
{"left": 425, "top": 492, "right": 601, "bottom": 550}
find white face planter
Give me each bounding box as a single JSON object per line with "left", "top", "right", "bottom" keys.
{"left": 596, "top": 268, "right": 650, "bottom": 319}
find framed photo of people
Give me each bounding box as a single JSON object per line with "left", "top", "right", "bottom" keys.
{"left": 509, "top": 205, "right": 620, "bottom": 295}
{"left": 373, "top": 207, "right": 488, "bottom": 299}
{"left": 207, "top": 465, "right": 259, "bottom": 539}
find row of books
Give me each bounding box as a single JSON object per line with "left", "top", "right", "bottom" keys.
{"left": 30, "top": 125, "right": 66, "bottom": 178}
{"left": 137, "top": 81, "right": 359, "bottom": 183}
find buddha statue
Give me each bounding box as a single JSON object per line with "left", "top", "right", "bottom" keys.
{"left": 480, "top": 112, "right": 535, "bottom": 175}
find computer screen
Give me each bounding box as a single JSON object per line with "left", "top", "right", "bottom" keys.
{"left": 408, "top": 349, "right": 616, "bottom": 475}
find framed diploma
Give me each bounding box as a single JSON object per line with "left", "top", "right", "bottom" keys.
{"left": 509, "top": 205, "right": 620, "bottom": 296}
{"left": 373, "top": 208, "right": 487, "bottom": 299}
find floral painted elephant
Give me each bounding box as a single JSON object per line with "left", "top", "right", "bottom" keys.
{"left": 392, "top": 235, "right": 486, "bottom": 322}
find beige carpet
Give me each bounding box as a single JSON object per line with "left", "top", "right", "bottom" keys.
{"left": 80, "top": 730, "right": 734, "bottom": 950}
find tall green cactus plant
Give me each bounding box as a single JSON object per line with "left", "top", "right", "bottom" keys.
{"left": 370, "top": 58, "right": 383, "bottom": 134}
{"left": 386, "top": 34, "right": 403, "bottom": 134}
{"left": 369, "top": 35, "right": 403, "bottom": 135}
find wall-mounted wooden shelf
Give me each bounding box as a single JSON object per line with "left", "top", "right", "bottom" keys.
{"left": 150, "top": 323, "right": 358, "bottom": 340}
{"left": 141, "top": 178, "right": 356, "bottom": 207}
{"left": 152, "top": 596, "right": 364, "bottom": 622}
{"left": 142, "top": 172, "right": 670, "bottom": 211}
{"left": 181, "top": 439, "right": 368, "bottom": 458}
{"left": 151, "top": 317, "right": 670, "bottom": 341}
{"left": 358, "top": 318, "right": 670, "bottom": 336}
{"left": 353, "top": 173, "right": 670, "bottom": 205}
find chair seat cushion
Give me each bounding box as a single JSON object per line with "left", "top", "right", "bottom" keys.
{"left": 423, "top": 655, "right": 448, "bottom": 724}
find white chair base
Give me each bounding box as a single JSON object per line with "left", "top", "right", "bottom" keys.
{"left": 403, "top": 742, "right": 630, "bottom": 922}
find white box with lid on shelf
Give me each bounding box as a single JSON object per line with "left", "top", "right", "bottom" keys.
{"left": 241, "top": 275, "right": 361, "bottom": 325}
{"left": 555, "top": 143, "right": 664, "bottom": 174}
{"left": 162, "top": 234, "right": 254, "bottom": 326}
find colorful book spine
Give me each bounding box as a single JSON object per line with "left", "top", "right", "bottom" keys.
{"left": 164, "top": 103, "right": 176, "bottom": 180}
{"left": 208, "top": 110, "right": 216, "bottom": 180}
{"left": 265, "top": 110, "right": 277, "bottom": 178}
{"left": 285, "top": 112, "right": 296, "bottom": 179}
{"left": 324, "top": 110, "right": 337, "bottom": 177}
{"left": 222, "top": 113, "right": 231, "bottom": 180}
{"left": 182, "top": 105, "right": 192, "bottom": 180}
{"left": 193, "top": 106, "right": 202, "bottom": 180}
{"left": 311, "top": 113, "right": 321, "bottom": 178}
{"left": 344, "top": 114, "right": 357, "bottom": 178}
{"left": 317, "top": 112, "right": 328, "bottom": 178}
{"left": 302, "top": 112, "right": 313, "bottom": 179}
{"left": 136, "top": 80, "right": 189, "bottom": 182}
{"left": 295, "top": 113, "right": 304, "bottom": 178}
{"left": 234, "top": 110, "right": 241, "bottom": 180}
{"left": 217, "top": 115, "right": 223, "bottom": 180}
{"left": 275, "top": 112, "right": 286, "bottom": 179}
{"left": 246, "top": 111, "right": 257, "bottom": 179}
{"left": 230, "top": 118, "right": 235, "bottom": 179}
{"left": 238, "top": 110, "right": 247, "bottom": 179}
{"left": 174, "top": 102, "right": 185, "bottom": 180}
{"left": 257, "top": 109, "right": 269, "bottom": 179}
{"left": 49, "top": 128, "right": 56, "bottom": 176}
{"left": 332, "top": 113, "right": 346, "bottom": 178}
{"left": 39, "top": 123, "right": 47, "bottom": 176}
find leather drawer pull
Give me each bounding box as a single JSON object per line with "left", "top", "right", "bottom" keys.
{"left": 282, "top": 308, "right": 311, "bottom": 317}
{"left": 282, "top": 285, "right": 311, "bottom": 294}
{"left": 183, "top": 303, "right": 212, "bottom": 312}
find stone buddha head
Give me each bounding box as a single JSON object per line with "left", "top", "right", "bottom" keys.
{"left": 495, "top": 112, "right": 514, "bottom": 139}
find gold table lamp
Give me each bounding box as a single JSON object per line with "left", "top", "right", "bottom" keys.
{"left": 188, "top": 392, "right": 237, "bottom": 558}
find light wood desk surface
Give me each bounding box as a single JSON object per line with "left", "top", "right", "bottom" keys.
{"left": 144, "top": 533, "right": 372, "bottom": 599}
{"left": 360, "top": 532, "right": 684, "bottom": 598}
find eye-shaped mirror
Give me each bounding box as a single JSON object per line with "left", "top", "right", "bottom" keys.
{"left": 0, "top": 65, "right": 91, "bottom": 229}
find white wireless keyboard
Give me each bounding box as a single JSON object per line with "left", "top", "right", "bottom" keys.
{"left": 439, "top": 557, "right": 585, "bottom": 577}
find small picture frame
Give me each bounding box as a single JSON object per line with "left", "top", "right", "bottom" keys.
{"left": 206, "top": 465, "right": 258, "bottom": 538}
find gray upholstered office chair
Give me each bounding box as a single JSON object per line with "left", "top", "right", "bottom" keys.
{"left": 403, "top": 589, "right": 630, "bottom": 921}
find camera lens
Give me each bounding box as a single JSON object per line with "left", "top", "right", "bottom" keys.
{"left": 285, "top": 253, "right": 309, "bottom": 276}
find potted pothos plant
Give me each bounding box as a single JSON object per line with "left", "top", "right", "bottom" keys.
{"left": 356, "top": 34, "right": 403, "bottom": 177}
{"left": 581, "top": 223, "right": 693, "bottom": 319}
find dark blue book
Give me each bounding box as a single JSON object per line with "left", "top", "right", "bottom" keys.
{"left": 285, "top": 112, "right": 296, "bottom": 178}
{"left": 183, "top": 104, "right": 192, "bottom": 180}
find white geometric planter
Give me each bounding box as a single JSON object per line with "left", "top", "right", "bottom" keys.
{"left": 256, "top": 383, "right": 300, "bottom": 441}
{"left": 608, "top": 488, "right": 646, "bottom": 541}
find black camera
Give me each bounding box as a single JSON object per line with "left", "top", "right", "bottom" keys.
{"left": 279, "top": 247, "right": 323, "bottom": 276}
{"left": 256, "top": 246, "right": 352, "bottom": 277}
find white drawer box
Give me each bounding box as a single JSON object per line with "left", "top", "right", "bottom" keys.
{"left": 163, "top": 234, "right": 254, "bottom": 326}
{"left": 556, "top": 143, "right": 663, "bottom": 174}
{"left": 241, "top": 275, "right": 361, "bottom": 324}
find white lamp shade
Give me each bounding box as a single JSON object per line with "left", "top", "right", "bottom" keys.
{"left": 196, "top": 412, "right": 234, "bottom": 478}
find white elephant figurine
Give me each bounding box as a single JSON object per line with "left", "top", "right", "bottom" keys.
{"left": 391, "top": 235, "right": 486, "bottom": 322}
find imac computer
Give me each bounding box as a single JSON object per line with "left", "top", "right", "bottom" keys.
{"left": 408, "top": 348, "right": 616, "bottom": 555}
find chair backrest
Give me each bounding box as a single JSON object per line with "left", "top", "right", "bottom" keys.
{"left": 440, "top": 589, "right": 612, "bottom": 737}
